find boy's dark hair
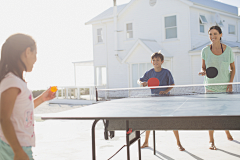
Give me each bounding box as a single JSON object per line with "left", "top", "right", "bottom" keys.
{"left": 208, "top": 25, "right": 222, "bottom": 40}
{"left": 0, "top": 33, "right": 36, "bottom": 82}
{"left": 151, "top": 51, "right": 164, "bottom": 61}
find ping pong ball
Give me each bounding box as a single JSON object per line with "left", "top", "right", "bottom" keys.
{"left": 50, "top": 86, "right": 58, "bottom": 92}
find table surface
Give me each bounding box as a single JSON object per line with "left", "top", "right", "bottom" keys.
{"left": 41, "top": 93, "right": 240, "bottom": 120}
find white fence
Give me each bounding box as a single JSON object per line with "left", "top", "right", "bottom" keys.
{"left": 56, "top": 86, "right": 101, "bottom": 101}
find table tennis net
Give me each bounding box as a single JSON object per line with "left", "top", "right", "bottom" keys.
{"left": 96, "top": 82, "right": 240, "bottom": 101}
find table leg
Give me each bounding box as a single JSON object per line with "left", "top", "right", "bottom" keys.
{"left": 92, "top": 119, "right": 100, "bottom": 160}
{"left": 153, "top": 130, "right": 156, "bottom": 155}
{"left": 138, "top": 139, "right": 141, "bottom": 160}
{"left": 126, "top": 120, "right": 130, "bottom": 160}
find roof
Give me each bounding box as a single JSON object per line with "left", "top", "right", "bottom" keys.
{"left": 188, "top": 0, "right": 238, "bottom": 15}
{"left": 86, "top": 0, "right": 239, "bottom": 25}
{"left": 85, "top": 4, "right": 127, "bottom": 25}
{"left": 190, "top": 40, "right": 240, "bottom": 52}
{"left": 122, "top": 39, "right": 172, "bottom": 63}
{"left": 72, "top": 60, "right": 93, "bottom": 66}
{"left": 140, "top": 39, "right": 172, "bottom": 57}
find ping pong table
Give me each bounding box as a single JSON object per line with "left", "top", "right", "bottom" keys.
{"left": 42, "top": 92, "right": 240, "bottom": 160}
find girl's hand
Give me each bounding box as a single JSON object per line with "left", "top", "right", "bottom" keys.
{"left": 41, "top": 88, "right": 56, "bottom": 102}
{"left": 226, "top": 84, "right": 232, "bottom": 92}
{"left": 14, "top": 150, "right": 29, "bottom": 160}
{"left": 198, "top": 71, "right": 206, "bottom": 76}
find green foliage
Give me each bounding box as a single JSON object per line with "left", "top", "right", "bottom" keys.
{"left": 32, "top": 90, "right": 45, "bottom": 98}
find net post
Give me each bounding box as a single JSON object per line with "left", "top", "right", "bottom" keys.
{"left": 95, "top": 86, "right": 98, "bottom": 101}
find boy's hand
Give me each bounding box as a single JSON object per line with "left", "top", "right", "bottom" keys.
{"left": 198, "top": 71, "right": 206, "bottom": 76}
{"left": 141, "top": 82, "right": 148, "bottom": 87}
{"left": 41, "top": 88, "right": 56, "bottom": 102}
{"left": 159, "top": 91, "right": 168, "bottom": 95}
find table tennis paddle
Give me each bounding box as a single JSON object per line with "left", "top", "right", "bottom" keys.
{"left": 148, "top": 78, "right": 160, "bottom": 89}
{"left": 206, "top": 67, "right": 218, "bottom": 78}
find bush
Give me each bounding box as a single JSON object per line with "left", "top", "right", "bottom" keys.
{"left": 32, "top": 90, "right": 45, "bottom": 98}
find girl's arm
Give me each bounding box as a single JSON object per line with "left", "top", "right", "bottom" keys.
{"left": 0, "top": 88, "right": 29, "bottom": 159}
{"left": 34, "top": 88, "right": 56, "bottom": 108}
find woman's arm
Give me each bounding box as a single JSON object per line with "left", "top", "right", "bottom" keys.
{"left": 229, "top": 62, "right": 235, "bottom": 82}
{"left": 199, "top": 59, "right": 206, "bottom": 76}
{"left": 226, "top": 62, "right": 235, "bottom": 92}
{"left": 0, "top": 88, "right": 29, "bottom": 159}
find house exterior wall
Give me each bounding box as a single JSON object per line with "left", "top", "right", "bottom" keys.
{"left": 118, "top": 0, "right": 192, "bottom": 86}
{"left": 91, "top": 0, "right": 240, "bottom": 89}
{"left": 190, "top": 7, "right": 239, "bottom": 50}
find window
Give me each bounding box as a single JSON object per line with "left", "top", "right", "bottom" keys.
{"left": 215, "top": 13, "right": 223, "bottom": 27}
{"left": 97, "top": 28, "right": 103, "bottom": 43}
{"left": 165, "top": 15, "right": 177, "bottom": 39}
{"left": 199, "top": 15, "right": 207, "bottom": 33}
{"left": 217, "top": 21, "right": 224, "bottom": 27}
{"left": 228, "top": 24, "right": 235, "bottom": 35}
{"left": 132, "top": 63, "right": 152, "bottom": 87}
{"left": 126, "top": 23, "right": 133, "bottom": 39}
{"left": 96, "top": 66, "right": 106, "bottom": 86}
{"left": 199, "top": 19, "right": 205, "bottom": 33}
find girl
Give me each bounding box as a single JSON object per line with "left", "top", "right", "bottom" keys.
{"left": 199, "top": 26, "right": 235, "bottom": 150}
{"left": 0, "top": 34, "right": 56, "bottom": 160}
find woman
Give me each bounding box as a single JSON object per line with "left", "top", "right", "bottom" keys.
{"left": 199, "top": 26, "right": 235, "bottom": 150}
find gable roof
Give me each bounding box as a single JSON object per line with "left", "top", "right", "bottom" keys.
{"left": 86, "top": 0, "right": 239, "bottom": 25}
{"left": 189, "top": 0, "right": 238, "bottom": 15}
{"left": 190, "top": 40, "right": 240, "bottom": 52}
{"left": 122, "top": 39, "right": 172, "bottom": 63}
{"left": 85, "top": 4, "right": 127, "bottom": 25}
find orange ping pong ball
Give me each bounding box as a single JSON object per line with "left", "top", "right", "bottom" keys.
{"left": 50, "top": 86, "right": 58, "bottom": 92}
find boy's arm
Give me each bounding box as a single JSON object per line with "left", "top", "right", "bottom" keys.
{"left": 159, "top": 84, "right": 174, "bottom": 94}
{"left": 137, "top": 80, "right": 148, "bottom": 87}
{"left": 165, "top": 84, "right": 175, "bottom": 93}
{"left": 0, "top": 88, "right": 28, "bottom": 158}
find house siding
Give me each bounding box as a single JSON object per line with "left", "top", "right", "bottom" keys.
{"left": 90, "top": 0, "right": 240, "bottom": 89}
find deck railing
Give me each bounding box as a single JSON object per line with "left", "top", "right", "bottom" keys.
{"left": 55, "top": 86, "right": 106, "bottom": 101}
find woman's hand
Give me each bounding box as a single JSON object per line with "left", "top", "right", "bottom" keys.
{"left": 14, "top": 150, "right": 29, "bottom": 160}
{"left": 41, "top": 88, "right": 56, "bottom": 102}
{"left": 226, "top": 84, "right": 232, "bottom": 92}
{"left": 198, "top": 71, "right": 206, "bottom": 76}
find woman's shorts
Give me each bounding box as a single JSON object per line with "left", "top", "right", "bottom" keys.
{"left": 0, "top": 138, "right": 34, "bottom": 160}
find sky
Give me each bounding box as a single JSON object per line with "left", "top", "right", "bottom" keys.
{"left": 0, "top": 0, "right": 239, "bottom": 90}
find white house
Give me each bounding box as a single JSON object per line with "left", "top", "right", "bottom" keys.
{"left": 85, "top": 0, "right": 240, "bottom": 89}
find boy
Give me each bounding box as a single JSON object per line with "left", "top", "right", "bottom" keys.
{"left": 137, "top": 52, "right": 185, "bottom": 151}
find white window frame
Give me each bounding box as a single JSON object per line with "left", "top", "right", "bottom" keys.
{"left": 97, "top": 28, "right": 103, "bottom": 43}
{"left": 130, "top": 63, "right": 152, "bottom": 87}
{"left": 95, "top": 66, "right": 107, "bottom": 86}
{"left": 228, "top": 24, "right": 236, "bottom": 35}
{"left": 199, "top": 14, "right": 208, "bottom": 34}
{"left": 125, "top": 22, "right": 134, "bottom": 40}
{"left": 164, "top": 14, "right": 178, "bottom": 40}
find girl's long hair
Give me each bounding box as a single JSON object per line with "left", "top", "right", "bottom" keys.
{"left": 0, "top": 33, "right": 36, "bottom": 82}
